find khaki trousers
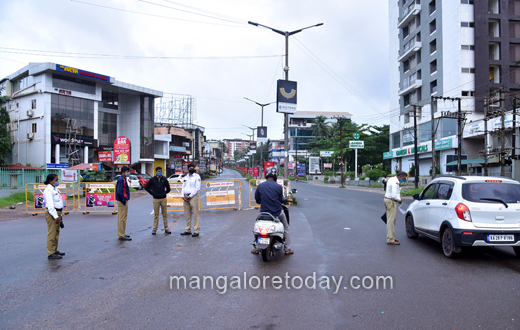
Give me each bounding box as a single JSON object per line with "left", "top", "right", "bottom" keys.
{"left": 384, "top": 198, "right": 397, "bottom": 243}
{"left": 117, "top": 200, "right": 128, "bottom": 238}
{"left": 183, "top": 193, "right": 200, "bottom": 234}
{"left": 153, "top": 198, "right": 169, "bottom": 231}
{"left": 45, "top": 209, "right": 62, "bottom": 256}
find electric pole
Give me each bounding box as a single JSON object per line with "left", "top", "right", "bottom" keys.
{"left": 412, "top": 106, "right": 420, "bottom": 189}
{"left": 457, "top": 98, "right": 463, "bottom": 176}
{"left": 431, "top": 97, "right": 437, "bottom": 179}
{"left": 500, "top": 88, "right": 506, "bottom": 177}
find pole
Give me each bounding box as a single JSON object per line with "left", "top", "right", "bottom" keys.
{"left": 431, "top": 97, "right": 436, "bottom": 179}
{"left": 457, "top": 99, "right": 463, "bottom": 176}
{"left": 260, "top": 105, "right": 264, "bottom": 178}
{"left": 339, "top": 117, "right": 344, "bottom": 185}
{"left": 413, "top": 106, "right": 419, "bottom": 189}
{"left": 283, "top": 33, "right": 289, "bottom": 180}
{"left": 513, "top": 97, "right": 516, "bottom": 161}
{"left": 501, "top": 89, "right": 506, "bottom": 177}
{"left": 354, "top": 149, "right": 357, "bottom": 180}
{"left": 484, "top": 100, "right": 489, "bottom": 176}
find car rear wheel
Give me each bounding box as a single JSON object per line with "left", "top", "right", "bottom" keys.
{"left": 513, "top": 247, "right": 520, "bottom": 258}
{"left": 442, "top": 227, "right": 456, "bottom": 258}
{"left": 139, "top": 184, "right": 143, "bottom": 190}
{"left": 406, "top": 215, "right": 419, "bottom": 239}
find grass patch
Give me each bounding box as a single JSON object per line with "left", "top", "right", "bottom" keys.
{"left": 0, "top": 192, "right": 34, "bottom": 208}
{"left": 401, "top": 187, "right": 425, "bottom": 196}
{"left": 339, "top": 185, "right": 346, "bottom": 189}
{"left": 371, "top": 184, "right": 383, "bottom": 188}
{"left": 130, "top": 188, "right": 138, "bottom": 192}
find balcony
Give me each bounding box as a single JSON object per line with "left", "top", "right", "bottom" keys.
{"left": 398, "top": 41, "right": 422, "bottom": 62}
{"left": 398, "top": 79, "right": 422, "bottom": 96}
{"left": 398, "top": 3, "right": 421, "bottom": 29}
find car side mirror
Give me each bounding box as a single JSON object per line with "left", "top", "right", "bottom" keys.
{"left": 413, "top": 194, "right": 420, "bottom": 200}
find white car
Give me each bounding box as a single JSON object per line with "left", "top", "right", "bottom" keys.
{"left": 405, "top": 176, "right": 520, "bottom": 258}
{"left": 167, "top": 173, "right": 183, "bottom": 184}
{"left": 113, "top": 175, "right": 140, "bottom": 189}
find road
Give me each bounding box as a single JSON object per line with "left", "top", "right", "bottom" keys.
{"left": 0, "top": 168, "right": 519, "bottom": 329}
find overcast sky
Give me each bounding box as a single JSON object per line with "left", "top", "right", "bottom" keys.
{"left": 0, "top": 0, "right": 390, "bottom": 141}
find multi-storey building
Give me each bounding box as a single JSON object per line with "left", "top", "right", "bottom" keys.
{"left": 224, "top": 139, "right": 250, "bottom": 159}
{"left": 268, "top": 140, "right": 285, "bottom": 165}
{"left": 386, "top": 0, "right": 520, "bottom": 178}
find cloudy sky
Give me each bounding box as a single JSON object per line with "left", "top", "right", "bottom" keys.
{"left": 0, "top": 0, "right": 390, "bottom": 141}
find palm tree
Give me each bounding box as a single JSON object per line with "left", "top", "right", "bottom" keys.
{"left": 311, "top": 115, "right": 330, "bottom": 139}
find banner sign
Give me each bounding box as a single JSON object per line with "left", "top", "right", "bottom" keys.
{"left": 114, "top": 136, "right": 130, "bottom": 165}
{"left": 207, "top": 190, "right": 236, "bottom": 206}
{"left": 288, "top": 163, "right": 294, "bottom": 169}
{"left": 297, "top": 163, "right": 306, "bottom": 176}
{"left": 205, "top": 182, "right": 233, "bottom": 188}
{"left": 320, "top": 151, "right": 334, "bottom": 157}
{"left": 174, "top": 159, "right": 183, "bottom": 174}
{"left": 349, "top": 141, "right": 364, "bottom": 149}
{"left": 324, "top": 163, "right": 332, "bottom": 169}
{"left": 170, "top": 146, "right": 187, "bottom": 152}
{"left": 167, "top": 192, "right": 184, "bottom": 207}
{"left": 98, "top": 151, "right": 113, "bottom": 162}
{"left": 35, "top": 193, "right": 67, "bottom": 208}
{"left": 253, "top": 167, "right": 259, "bottom": 177}
{"left": 56, "top": 64, "right": 110, "bottom": 82}
{"left": 61, "top": 169, "right": 78, "bottom": 183}
{"left": 86, "top": 193, "right": 115, "bottom": 208}
{"left": 257, "top": 126, "right": 267, "bottom": 143}
{"left": 276, "top": 80, "right": 297, "bottom": 114}
{"left": 249, "top": 168, "right": 253, "bottom": 176}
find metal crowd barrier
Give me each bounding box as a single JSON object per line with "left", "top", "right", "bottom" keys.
{"left": 167, "top": 183, "right": 186, "bottom": 212}
{"left": 248, "top": 179, "right": 291, "bottom": 209}
{"left": 25, "top": 183, "right": 76, "bottom": 216}
{"left": 78, "top": 182, "right": 118, "bottom": 215}
{"left": 200, "top": 180, "right": 242, "bottom": 211}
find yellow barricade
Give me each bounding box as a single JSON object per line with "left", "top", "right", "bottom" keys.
{"left": 167, "top": 183, "right": 186, "bottom": 212}
{"left": 200, "top": 180, "right": 242, "bottom": 211}
{"left": 78, "top": 182, "right": 118, "bottom": 215}
{"left": 25, "top": 183, "right": 76, "bottom": 216}
{"left": 248, "top": 179, "right": 291, "bottom": 209}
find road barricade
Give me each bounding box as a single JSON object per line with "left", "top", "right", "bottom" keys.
{"left": 167, "top": 183, "right": 186, "bottom": 212}
{"left": 248, "top": 179, "right": 291, "bottom": 209}
{"left": 78, "top": 182, "right": 117, "bottom": 215}
{"left": 26, "top": 183, "right": 76, "bottom": 216}
{"left": 200, "top": 180, "right": 242, "bottom": 211}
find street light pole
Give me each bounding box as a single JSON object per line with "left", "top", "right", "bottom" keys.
{"left": 248, "top": 21, "right": 323, "bottom": 179}
{"left": 244, "top": 97, "right": 274, "bottom": 176}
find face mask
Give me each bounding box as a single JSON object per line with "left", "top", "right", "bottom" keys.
{"left": 53, "top": 182, "right": 60, "bottom": 188}
{"left": 189, "top": 169, "right": 195, "bottom": 174}
{"left": 157, "top": 172, "right": 163, "bottom": 177}
{"left": 399, "top": 178, "right": 404, "bottom": 183}
{"left": 125, "top": 173, "right": 130, "bottom": 177}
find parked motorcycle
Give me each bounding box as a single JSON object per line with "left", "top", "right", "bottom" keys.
{"left": 252, "top": 199, "right": 290, "bottom": 262}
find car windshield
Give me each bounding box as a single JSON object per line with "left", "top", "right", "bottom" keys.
{"left": 130, "top": 175, "right": 138, "bottom": 180}
{"left": 462, "top": 182, "right": 520, "bottom": 203}
{"left": 143, "top": 175, "right": 151, "bottom": 179}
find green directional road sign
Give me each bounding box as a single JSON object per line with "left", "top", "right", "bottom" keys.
{"left": 353, "top": 132, "right": 360, "bottom": 140}
{"left": 349, "top": 140, "right": 364, "bottom": 149}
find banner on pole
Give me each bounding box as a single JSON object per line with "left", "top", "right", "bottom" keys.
{"left": 276, "top": 80, "right": 297, "bottom": 114}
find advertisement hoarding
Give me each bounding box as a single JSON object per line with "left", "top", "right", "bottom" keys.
{"left": 114, "top": 136, "right": 130, "bottom": 165}
{"left": 276, "top": 80, "right": 298, "bottom": 114}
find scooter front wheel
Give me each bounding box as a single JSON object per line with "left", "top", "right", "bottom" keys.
{"left": 261, "top": 244, "right": 272, "bottom": 262}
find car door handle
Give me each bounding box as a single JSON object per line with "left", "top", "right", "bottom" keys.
{"left": 442, "top": 202, "right": 448, "bottom": 205}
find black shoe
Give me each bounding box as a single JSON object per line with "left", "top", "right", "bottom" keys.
{"left": 55, "top": 251, "right": 65, "bottom": 256}
{"left": 180, "top": 232, "right": 192, "bottom": 236}
{"left": 192, "top": 233, "right": 199, "bottom": 237}
{"left": 48, "top": 253, "right": 62, "bottom": 259}
{"left": 125, "top": 235, "right": 131, "bottom": 238}
{"left": 119, "top": 236, "right": 132, "bottom": 241}
{"left": 165, "top": 230, "right": 171, "bottom": 235}
{"left": 152, "top": 230, "right": 156, "bottom": 235}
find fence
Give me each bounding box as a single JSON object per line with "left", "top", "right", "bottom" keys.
{"left": 1, "top": 168, "right": 61, "bottom": 189}
{"left": 167, "top": 183, "right": 186, "bottom": 212}
{"left": 200, "top": 180, "right": 242, "bottom": 211}
{"left": 249, "top": 179, "right": 291, "bottom": 209}
{"left": 25, "top": 183, "right": 76, "bottom": 215}
{"left": 77, "top": 182, "right": 118, "bottom": 215}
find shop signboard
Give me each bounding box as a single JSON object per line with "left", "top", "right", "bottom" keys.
{"left": 61, "top": 169, "right": 78, "bottom": 183}
{"left": 98, "top": 151, "right": 113, "bottom": 162}
{"left": 114, "top": 136, "right": 130, "bottom": 165}
{"left": 383, "top": 151, "right": 393, "bottom": 159}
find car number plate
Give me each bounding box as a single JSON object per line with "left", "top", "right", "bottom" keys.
{"left": 487, "top": 234, "right": 515, "bottom": 242}
{"left": 258, "top": 237, "right": 270, "bottom": 244}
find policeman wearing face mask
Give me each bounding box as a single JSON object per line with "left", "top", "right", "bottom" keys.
{"left": 384, "top": 171, "right": 407, "bottom": 245}
{"left": 180, "top": 164, "right": 201, "bottom": 237}
{"left": 43, "top": 173, "right": 65, "bottom": 259}
{"left": 145, "top": 167, "right": 171, "bottom": 235}
{"left": 116, "top": 166, "right": 131, "bottom": 241}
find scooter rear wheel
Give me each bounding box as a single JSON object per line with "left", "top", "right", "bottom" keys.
{"left": 261, "top": 244, "right": 272, "bottom": 262}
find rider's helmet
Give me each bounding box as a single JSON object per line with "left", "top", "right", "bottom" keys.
{"left": 265, "top": 167, "right": 277, "bottom": 181}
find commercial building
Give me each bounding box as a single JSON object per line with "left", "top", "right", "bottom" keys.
{"left": 154, "top": 125, "right": 192, "bottom": 175}
{"left": 386, "top": 0, "right": 520, "bottom": 178}
{"left": 224, "top": 139, "right": 250, "bottom": 159}
{"left": 288, "top": 111, "right": 352, "bottom": 164}
{"left": 268, "top": 140, "right": 285, "bottom": 165}
{"left": 1, "top": 62, "right": 162, "bottom": 175}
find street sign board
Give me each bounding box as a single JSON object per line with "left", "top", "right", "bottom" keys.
{"left": 46, "top": 163, "right": 68, "bottom": 169}
{"left": 349, "top": 141, "right": 364, "bottom": 149}
{"left": 320, "top": 151, "right": 334, "bottom": 157}
{"left": 276, "top": 80, "right": 297, "bottom": 114}
{"left": 353, "top": 132, "right": 360, "bottom": 140}
{"left": 257, "top": 126, "right": 267, "bottom": 143}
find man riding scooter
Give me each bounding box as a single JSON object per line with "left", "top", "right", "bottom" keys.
{"left": 252, "top": 167, "right": 294, "bottom": 255}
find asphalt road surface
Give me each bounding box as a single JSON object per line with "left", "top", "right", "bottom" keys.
{"left": 1, "top": 169, "right": 519, "bottom": 329}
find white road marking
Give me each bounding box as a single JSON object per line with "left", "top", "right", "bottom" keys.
{"left": 344, "top": 228, "right": 350, "bottom": 230}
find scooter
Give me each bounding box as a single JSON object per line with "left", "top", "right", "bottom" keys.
{"left": 252, "top": 199, "right": 290, "bottom": 262}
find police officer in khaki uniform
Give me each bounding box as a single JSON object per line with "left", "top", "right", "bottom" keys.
{"left": 180, "top": 164, "right": 201, "bottom": 237}
{"left": 43, "top": 174, "right": 65, "bottom": 259}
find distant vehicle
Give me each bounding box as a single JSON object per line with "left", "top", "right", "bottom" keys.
{"left": 113, "top": 175, "right": 140, "bottom": 189}
{"left": 406, "top": 176, "right": 520, "bottom": 258}
{"left": 136, "top": 174, "right": 151, "bottom": 190}
{"left": 167, "top": 173, "right": 183, "bottom": 184}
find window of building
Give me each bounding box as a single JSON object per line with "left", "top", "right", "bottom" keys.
{"left": 429, "top": 0, "right": 436, "bottom": 15}
{"left": 462, "top": 91, "right": 475, "bottom": 96}
{"left": 416, "top": 13, "right": 421, "bottom": 27}
{"left": 440, "top": 118, "right": 457, "bottom": 138}
{"left": 429, "top": 19, "right": 437, "bottom": 34}
{"left": 403, "top": 130, "right": 414, "bottom": 146}
{"left": 510, "top": 22, "right": 520, "bottom": 39}
{"left": 403, "top": 60, "right": 410, "bottom": 72}
{"left": 510, "top": 43, "right": 520, "bottom": 62}
{"left": 420, "top": 122, "right": 431, "bottom": 142}
{"left": 489, "top": 42, "right": 500, "bottom": 60}
{"left": 461, "top": 0, "right": 474, "bottom": 4}
{"left": 417, "top": 69, "right": 422, "bottom": 79}
{"left": 140, "top": 96, "right": 154, "bottom": 159}
{"left": 430, "top": 59, "right": 437, "bottom": 74}
{"left": 511, "top": 0, "right": 520, "bottom": 15}
{"left": 31, "top": 123, "right": 37, "bottom": 133}
{"left": 488, "top": 0, "right": 499, "bottom": 14}
{"left": 430, "top": 80, "right": 438, "bottom": 94}
{"left": 404, "top": 94, "right": 410, "bottom": 107}
{"left": 403, "top": 26, "right": 409, "bottom": 39}
{"left": 12, "top": 75, "right": 34, "bottom": 93}
{"left": 489, "top": 20, "right": 500, "bottom": 37}
{"left": 489, "top": 65, "right": 501, "bottom": 83}
{"left": 461, "top": 22, "right": 475, "bottom": 28}
{"left": 461, "top": 68, "right": 475, "bottom": 73}
{"left": 511, "top": 67, "right": 520, "bottom": 84}
{"left": 461, "top": 45, "right": 475, "bottom": 50}
{"left": 51, "top": 94, "right": 94, "bottom": 139}
{"left": 98, "top": 112, "right": 117, "bottom": 146}
{"left": 392, "top": 132, "right": 401, "bottom": 149}
{"left": 101, "top": 91, "right": 119, "bottom": 109}
{"left": 52, "top": 74, "right": 96, "bottom": 94}
{"left": 430, "top": 39, "right": 437, "bottom": 54}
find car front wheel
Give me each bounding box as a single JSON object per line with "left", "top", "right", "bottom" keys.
{"left": 442, "top": 227, "right": 456, "bottom": 258}
{"left": 406, "top": 215, "right": 419, "bottom": 239}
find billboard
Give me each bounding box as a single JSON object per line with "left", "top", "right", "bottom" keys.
{"left": 276, "top": 80, "right": 297, "bottom": 114}
{"left": 114, "top": 136, "right": 130, "bottom": 165}
{"left": 309, "top": 157, "right": 320, "bottom": 174}
{"left": 257, "top": 126, "right": 267, "bottom": 143}
{"left": 297, "top": 164, "right": 306, "bottom": 176}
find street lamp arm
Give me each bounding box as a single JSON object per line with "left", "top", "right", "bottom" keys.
{"left": 244, "top": 97, "right": 274, "bottom": 108}
{"left": 248, "top": 21, "right": 286, "bottom": 35}
{"left": 288, "top": 23, "right": 324, "bottom": 36}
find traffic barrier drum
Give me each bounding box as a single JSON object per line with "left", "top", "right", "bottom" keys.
{"left": 26, "top": 183, "right": 76, "bottom": 216}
